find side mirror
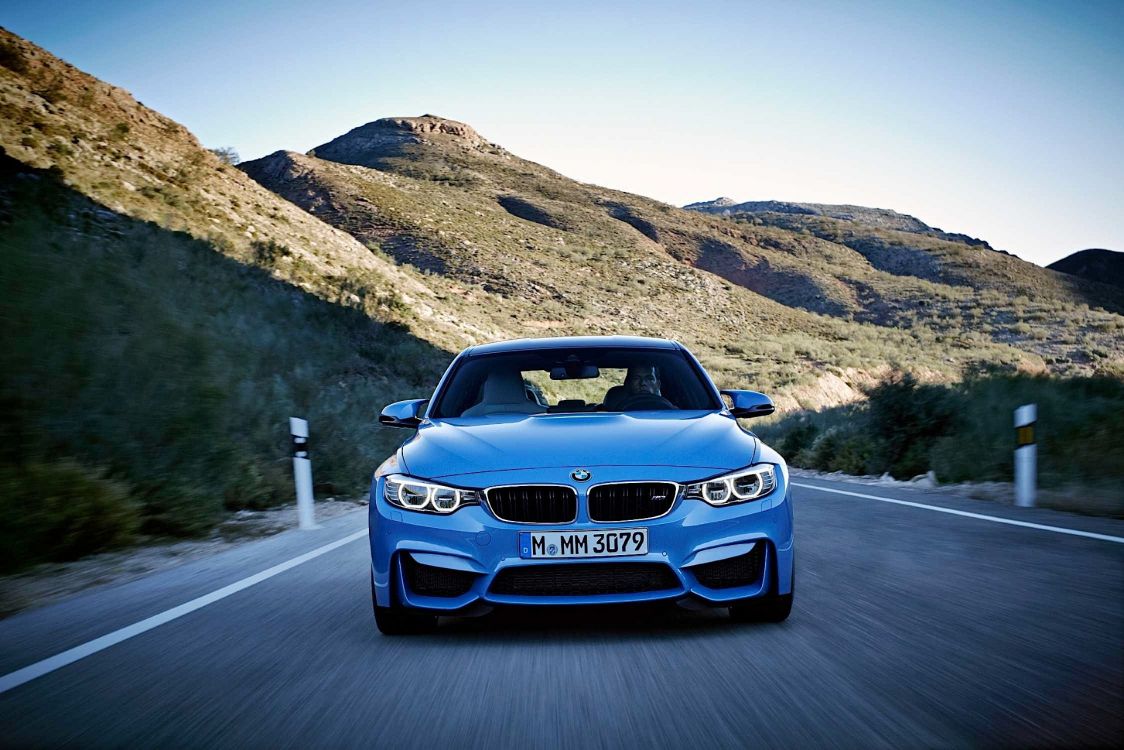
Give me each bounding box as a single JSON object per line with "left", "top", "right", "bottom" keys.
{"left": 720, "top": 390, "right": 775, "bottom": 419}
{"left": 379, "top": 399, "right": 428, "bottom": 429}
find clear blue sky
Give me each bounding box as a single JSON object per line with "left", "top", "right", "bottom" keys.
{"left": 3, "top": 0, "right": 1122, "bottom": 265}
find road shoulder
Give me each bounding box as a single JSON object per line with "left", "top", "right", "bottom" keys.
{"left": 0, "top": 505, "right": 368, "bottom": 676}
{"left": 792, "top": 470, "right": 1124, "bottom": 541}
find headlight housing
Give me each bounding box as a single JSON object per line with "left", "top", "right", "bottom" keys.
{"left": 382, "top": 474, "right": 481, "bottom": 514}
{"left": 684, "top": 464, "right": 778, "bottom": 506}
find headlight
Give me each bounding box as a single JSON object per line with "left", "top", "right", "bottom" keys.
{"left": 382, "top": 474, "right": 481, "bottom": 514}
{"left": 684, "top": 464, "right": 777, "bottom": 506}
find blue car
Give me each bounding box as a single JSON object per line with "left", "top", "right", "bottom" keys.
{"left": 369, "top": 336, "right": 794, "bottom": 634}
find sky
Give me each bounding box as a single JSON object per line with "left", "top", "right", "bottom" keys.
{"left": 2, "top": 0, "right": 1122, "bottom": 266}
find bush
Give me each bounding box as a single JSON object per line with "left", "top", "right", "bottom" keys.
{"left": 929, "top": 374, "right": 1124, "bottom": 488}
{"left": 133, "top": 480, "right": 221, "bottom": 537}
{"left": 797, "top": 425, "right": 877, "bottom": 476}
{"left": 33, "top": 75, "right": 67, "bottom": 104}
{"left": 865, "top": 373, "right": 956, "bottom": 477}
{"left": 0, "top": 460, "right": 140, "bottom": 573}
{"left": 776, "top": 417, "right": 818, "bottom": 458}
{"left": 209, "top": 146, "right": 240, "bottom": 165}
{"left": 252, "top": 239, "right": 291, "bottom": 266}
{"left": 0, "top": 157, "right": 451, "bottom": 563}
{"left": 0, "top": 38, "right": 29, "bottom": 74}
{"left": 763, "top": 371, "right": 1124, "bottom": 511}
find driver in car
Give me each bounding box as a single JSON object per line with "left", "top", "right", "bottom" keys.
{"left": 603, "top": 365, "right": 670, "bottom": 410}
{"left": 624, "top": 366, "right": 661, "bottom": 397}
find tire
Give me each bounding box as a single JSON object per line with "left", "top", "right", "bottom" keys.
{"left": 729, "top": 555, "right": 794, "bottom": 624}
{"left": 372, "top": 572, "right": 438, "bottom": 635}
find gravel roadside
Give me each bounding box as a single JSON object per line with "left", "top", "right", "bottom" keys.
{"left": 0, "top": 499, "right": 368, "bottom": 618}
{"left": 790, "top": 467, "right": 1122, "bottom": 518}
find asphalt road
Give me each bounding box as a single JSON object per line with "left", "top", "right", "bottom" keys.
{"left": 1, "top": 477, "right": 1121, "bottom": 749}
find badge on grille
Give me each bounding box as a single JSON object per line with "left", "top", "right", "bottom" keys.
{"left": 571, "top": 468, "right": 591, "bottom": 481}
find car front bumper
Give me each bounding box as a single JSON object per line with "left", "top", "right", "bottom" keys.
{"left": 369, "top": 465, "right": 794, "bottom": 612}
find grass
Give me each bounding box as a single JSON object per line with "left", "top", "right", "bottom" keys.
{"left": 0, "top": 156, "right": 450, "bottom": 571}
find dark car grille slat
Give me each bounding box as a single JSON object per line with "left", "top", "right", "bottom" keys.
{"left": 490, "top": 563, "right": 679, "bottom": 596}
{"left": 402, "top": 555, "right": 479, "bottom": 598}
{"left": 588, "top": 482, "right": 677, "bottom": 522}
{"left": 690, "top": 545, "right": 766, "bottom": 589}
{"left": 486, "top": 485, "right": 577, "bottom": 524}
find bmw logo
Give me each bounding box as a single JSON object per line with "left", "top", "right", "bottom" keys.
{"left": 571, "top": 468, "right": 591, "bottom": 482}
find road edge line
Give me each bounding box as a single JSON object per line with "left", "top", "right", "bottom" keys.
{"left": 0, "top": 528, "right": 368, "bottom": 696}
{"left": 792, "top": 482, "right": 1124, "bottom": 544}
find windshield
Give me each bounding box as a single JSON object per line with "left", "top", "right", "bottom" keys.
{"left": 430, "top": 347, "right": 722, "bottom": 418}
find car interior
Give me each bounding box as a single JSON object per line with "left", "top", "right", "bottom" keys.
{"left": 429, "top": 348, "right": 721, "bottom": 418}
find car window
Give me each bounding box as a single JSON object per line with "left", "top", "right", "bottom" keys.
{"left": 431, "top": 347, "right": 722, "bottom": 418}
{"left": 520, "top": 368, "right": 627, "bottom": 407}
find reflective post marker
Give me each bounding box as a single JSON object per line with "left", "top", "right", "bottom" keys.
{"left": 1014, "top": 404, "right": 1036, "bottom": 508}
{"left": 290, "top": 417, "right": 318, "bottom": 529}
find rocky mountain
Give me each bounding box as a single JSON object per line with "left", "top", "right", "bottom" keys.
{"left": 3, "top": 26, "right": 1122, "bottom": 407}
{"left": 243, "top": 116, "right": 1124, "bottom": 380}
{"left": 685, "top": 197, "right": 933, "bottom": 232}
{"left": 1, "top": 27, "right": 1122, "bottom": 557}
{"left": 1048, "top": 249, "right": 1124, "bottom": 289}
{"left": 683, "top": 195, "right": 1011, "bottom": 254}
{"left": 0, "top": 27, "right": 478, "bottom": 543}
{"left": 0, "top": 29, "right": 482, "bottom": 353}
{"left": 683, "top": 197, "right": 994, "bottom": 248}
{"left": 309, "top": 115, "right": 495, "bottom": 166}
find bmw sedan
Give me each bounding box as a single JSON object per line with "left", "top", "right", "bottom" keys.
{"left": 370, "top": 336, "right": 794, "bottom": 634}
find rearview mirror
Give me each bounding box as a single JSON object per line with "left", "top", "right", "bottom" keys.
{"left": 720, "top": 390, "right": 775, "bottom": 419}
{"left": 379, "top": 399, "right": 428, "bottom": 429}
{"left": 549, "top": 364, "right": 600, "bottom": 380}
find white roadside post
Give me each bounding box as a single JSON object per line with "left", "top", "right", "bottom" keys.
{"left": 1014, "top": 404, "right": 1037, "bottom": 508}
{"left": 290, "top": 417, "right": 319, "bottom": 529}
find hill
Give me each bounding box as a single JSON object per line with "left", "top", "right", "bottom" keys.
{"left": 0, "top": 149, "right": 458, "bottom": 569}
{"left": 0, "top": 30, "right": 482, "bottom": 350}
{"left": 0, "top": 28, "right": 466, "bottom": 567}
{"left": 685, "top": 197, "right": 936, "bottom": 233}
{"left": 246, "top": 116, "right": 1124, "bottom": 376}
{"left": 1048, "top": 248, "right": 1124, "bottom": 288}
{"left": 683, "top": 197, "right": 997, "bottom": 248}
{"left": 1, "top": 27, "right": 1123, "bottom": 563}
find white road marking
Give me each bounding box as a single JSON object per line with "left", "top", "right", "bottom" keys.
{"left": 793, "top": 482, "right": 1124, "bottom": 544}
{"left": 0, "top": 528, "right": 368, "bottom": 696}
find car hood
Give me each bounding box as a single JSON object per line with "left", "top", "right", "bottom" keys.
{"left": 400, "top": 411, "right": 758, "bottom": 479}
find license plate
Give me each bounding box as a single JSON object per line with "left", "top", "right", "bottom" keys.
{"left": 518, "top": 529, "right": 648, "bottom": 559}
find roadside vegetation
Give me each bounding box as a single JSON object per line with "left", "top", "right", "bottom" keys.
{"left": 0, "top": 158, "right": 449, "bottom": 572}
{"left": 756, "top": 372, "right": 1124, "bottom": 516}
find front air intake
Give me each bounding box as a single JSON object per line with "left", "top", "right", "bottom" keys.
{"left": 690, "top": 545, "right": 766, "bottom": 589}
{"left": 401, "top": 555, "right": 478, "bottom": 598}
{"left": 484, "top": 485, "right": 577, "bottom": 524}
{"left": 490, "top": 563, "right": 680, "bottom": 596}
{"left": 588, "top": 482, "right": 678, "bottom": 522}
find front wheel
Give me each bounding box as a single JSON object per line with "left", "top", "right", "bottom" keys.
{"left": 372, "top": 573, "right": 437, "bottom": 635}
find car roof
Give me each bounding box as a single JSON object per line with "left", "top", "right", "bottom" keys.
{"left": 464, "top": 335, "right": 682, "bottom": 356}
